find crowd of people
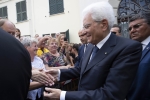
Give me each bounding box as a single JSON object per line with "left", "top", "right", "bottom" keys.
{"left": 0, "top": 1, "right": 150, "bottom": 100}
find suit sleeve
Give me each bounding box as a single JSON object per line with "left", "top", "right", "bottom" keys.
{"left": 74, "top": 46, "right": 82, "bottom": 67}
{"left": 60, "top": 67, "right": 80, "bottom": 81}
{"left": 65, "top": 42, "right": 142, "bottom": 100}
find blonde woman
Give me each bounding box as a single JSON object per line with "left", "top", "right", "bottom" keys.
{"left": 41, "top": 38, "right": 71, "bottom": 70}
{"left": 57, "top": 34, "right": 68, "bottom": 54}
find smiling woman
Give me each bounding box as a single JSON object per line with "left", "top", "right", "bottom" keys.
{"left": 41, "top": 38, "right": 71, "bottom": 69}
{"left": 21, "top": 37, "right": 38, "bottom": 61}
{"left": 21, "top": 37, "right": 46, "bottom": 100}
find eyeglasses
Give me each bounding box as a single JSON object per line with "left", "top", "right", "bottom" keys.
{"left": 83, "top": 21, "right": 101, "bottom": 29}
{"left": 128, "top": 23, "right": 144, "bottom": 32}
{"left": 83, "top": 23, "right": 91, "bottom": 29}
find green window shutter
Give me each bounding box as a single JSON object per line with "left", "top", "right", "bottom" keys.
{"left": 56, "top": 0, "right": 64, "bottom": 13}
{"left": 3, "top": 6, "right": 7, "bottom": 18}
{"left": 49, "top": 0, "right": 64, "bottom": 15}
{"left": 21, "top": 1, "right": 26, "bottom": 12}
{"left": 16, "top": 2, "right": 21, "bottom": 13}
{"left": 22, "top": 12, "right": 27, "bottom": 21}
{"left": 17, "top": 13, "right": 21, "bottom": 22}
{"left": 16, "top": 0, "right": 27, "bottom": 22}
{"left": 16, "top": 2, "right": 21, "bottom": 22}
{"left": 0, "top": 8, "right": 2, "bottom": 17}
{"left": 65, "top": 29, "right": 69, "bottom": 42}
{"left": 21, "top": 1, "right": 27, "bottom": 21}
{"left": 0, "top": 6, "right": 8, "bottom": 18}
{"left": 49, "top": 0, "right": 57, "bottom": 15}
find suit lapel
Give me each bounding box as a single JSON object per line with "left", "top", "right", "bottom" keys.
{"left": 83, "top": 33, "right": 116, "bottom": 74}
{"left": 81, "top": 44, "right": 94, "bottom": 75}
{"left": 141, "top": 42, "right": 150, "bottom": 61}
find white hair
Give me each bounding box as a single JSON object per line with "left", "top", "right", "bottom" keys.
{"left": 82, "top": 1, "right": 115, "bottom": 30}
{"left": 21, "top": 37, "right": 38, "bottom": 47}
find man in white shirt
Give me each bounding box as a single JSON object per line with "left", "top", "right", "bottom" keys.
{"left": 126, "top": 13, "right": 150, "bottom": 100}
{"left": 44, "top": 1, "right": 142, "bottom": 100}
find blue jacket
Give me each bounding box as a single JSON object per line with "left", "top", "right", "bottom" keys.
{"left": 127, "top": 42, "right": 150, "bottom": 100}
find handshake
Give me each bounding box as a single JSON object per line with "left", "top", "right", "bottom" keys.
{"left": 31, "top": 68, "right": 59, "bottom": 86}
{"left": 31, "top": 69, "right": 62, "bottom": 100}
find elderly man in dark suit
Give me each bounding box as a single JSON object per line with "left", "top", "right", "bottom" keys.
{"left": 0, "top": 28, "right": 31, "bottom": 99}
{"left": 43, "top": 1, "right": 142, "bottom": 100}
{"left": 126, "top": 13, "right": 150, "bottom": 100}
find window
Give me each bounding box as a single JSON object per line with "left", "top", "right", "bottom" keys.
{"left": 49, "top": 0, "right": 64, "bottom": 15}
{"left": 43, "top": 34, "right": 50, "bottom": 37}
{"left": 0, "top": 6, "right": 8, "bottom": 18}
{"left": 16, "top": 0, "right": 27, "bottom": 22}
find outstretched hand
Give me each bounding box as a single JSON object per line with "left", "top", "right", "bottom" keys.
{"left": 31, "top": 69, "right": 55, "bottom": 86}
{"left": 45, "top": 69, "right": 59, "bottom": 82}
{"left": 44, "top": 88, "right": 61, "bottom": 100}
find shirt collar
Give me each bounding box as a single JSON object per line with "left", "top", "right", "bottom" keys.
{"left": 141, "top": 36, "right": 150, "bottom": 46}
{"left": 96, "top": 32, "right": 111, "bottom": 49}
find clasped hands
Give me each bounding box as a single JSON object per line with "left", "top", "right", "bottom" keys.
{"left": 32, "top": 69, "right": 62, "bottom": 100}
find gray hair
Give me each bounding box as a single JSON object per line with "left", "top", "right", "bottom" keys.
{"left": 82, "top": 1, "right": 115, "bottom": 30}
{"left": 21, "top": 37, "right": 38, "bottom": 47}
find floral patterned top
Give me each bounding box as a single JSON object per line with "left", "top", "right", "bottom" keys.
{"left": 41, "top": 52, "right": 69, "bottom": 67}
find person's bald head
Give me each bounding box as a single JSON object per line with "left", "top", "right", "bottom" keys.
{"left": 0, "top": 19, "right": 16, "bottom": 36}
{"left": 78, "top": 29, "right": 87, "bottom": 44}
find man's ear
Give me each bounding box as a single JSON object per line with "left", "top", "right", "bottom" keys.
{"left": 101, "top": 19, "right": 109, "bottom": 31}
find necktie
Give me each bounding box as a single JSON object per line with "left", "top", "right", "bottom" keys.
{"left": 89, "top": 46, "right": 99, "bottom": 63}
{"left": 84, "top": 44, "right": 87, "bottom": 53}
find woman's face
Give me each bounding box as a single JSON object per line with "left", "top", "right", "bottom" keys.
{"left": 60, "top": 36, "right": 64, "bottom": 45}
{"left": 48, "top": 41, "right": 58, "bottom": 51}
{"left": 68, "top": 46, "right": 72, "bottom": 51}
{"left": 15, "top": 30, "right": 20, "bottom": 36}
{"left": 27, "top": 42, "right": 38, "bottom": 56}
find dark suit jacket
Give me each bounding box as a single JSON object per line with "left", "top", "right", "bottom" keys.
{"left": 74, "top": 44, "right": 85, "bottom": 68}
{"left": 0, "top": 29, "right": 31, "bottom": 100}
{"left": 60, "top": 33, "right": 142, "bottom": 100}
{"left": 126, "top": 42, "right": 150, "bottom": 100}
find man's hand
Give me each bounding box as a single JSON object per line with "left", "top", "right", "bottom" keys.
{"left": 31, "top": 69, "right": 55, "bottom": 86}
{"left": 46, "top": 69, "right": 59, "bottom": 82}
{"left": 44, "top": 88, "right": 61, "bottom": 100}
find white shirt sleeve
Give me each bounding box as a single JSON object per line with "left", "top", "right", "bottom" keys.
{"left": 58, "top": 70, "right": 66, "bottom": 100}
{"left": 60, "top": 91, "right": 66, "bottom": 100}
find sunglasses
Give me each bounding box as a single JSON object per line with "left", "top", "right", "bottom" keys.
{"left": 128, "top": 23, "right": 144, "bottom": 32}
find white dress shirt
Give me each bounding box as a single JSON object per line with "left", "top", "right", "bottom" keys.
{"left": 141, "top": 36, "right": 150, "bottom": 50}
{"left": 60, "top": 32, "right": 111, "bottom": 100}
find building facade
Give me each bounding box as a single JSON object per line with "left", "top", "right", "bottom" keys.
{"left": 0, "top": 0, "right": 120, "bottom": 43}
